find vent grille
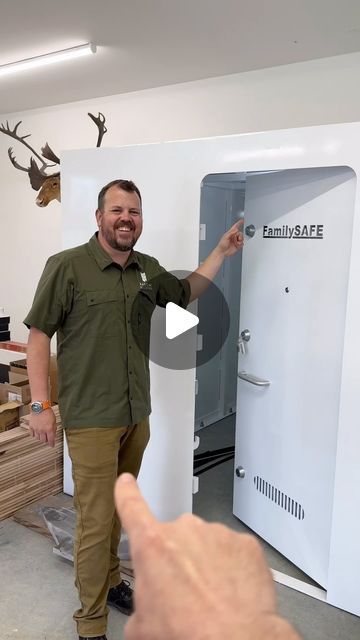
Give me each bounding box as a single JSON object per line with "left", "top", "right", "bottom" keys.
{"left": 253, "top": 475, "right": 304, "bottom": 520}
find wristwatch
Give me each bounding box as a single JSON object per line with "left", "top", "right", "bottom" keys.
{"left": 30, "top": 400, "right": 51, "bottom": 414}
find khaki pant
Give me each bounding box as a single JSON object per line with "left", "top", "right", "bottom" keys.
{"left": 65, "top": 418, "right": 150, "bottom": 637}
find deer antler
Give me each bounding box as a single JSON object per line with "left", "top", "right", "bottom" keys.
{"left": 41, "top": 143, "right": 61, "bottom": 165}
{"left": 7, "top": 147, "right": 55, "bottom": 191}
{"left": 28, "top": 158, "right": 60, "bottom": 191}
{"left": 1, "top": 113, "right": 108, "bottom": 206}
{"left": 88, "top": 112, "right": 107, "bottom": 147}
{"left": 0, "top": 120, "right": 57, "bottom": 172}
{"left": 8, "top": 147, "right": 29, "bottom": 173}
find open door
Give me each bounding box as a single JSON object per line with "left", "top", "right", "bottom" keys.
{"left": 233, "top": 167, "right": 356, "bottom": 587}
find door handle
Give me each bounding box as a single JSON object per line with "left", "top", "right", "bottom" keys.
{"left": 237, "top": 371, "right": 270, "bottom": 387}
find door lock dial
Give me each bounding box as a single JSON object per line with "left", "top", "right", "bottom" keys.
{"left": 241, "top": 329, "right": 251, "bottom": 342}
{"left": 245, "top": 224, "right": 256, "bottom": 238}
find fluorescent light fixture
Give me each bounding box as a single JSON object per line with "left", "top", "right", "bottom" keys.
{"left": 0, "top": 43, "right": 96, "bottom": 77}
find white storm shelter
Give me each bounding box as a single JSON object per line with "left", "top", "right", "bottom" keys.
{"left": 61, "top": 124, "right": 360, "bottom": 617}
{"left": 196, "top": 167, "right": 355, "bottom": 590}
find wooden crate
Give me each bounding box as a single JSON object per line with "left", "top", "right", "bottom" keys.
{"left": 0, "top": 405, "right": 63, "bottom": 520}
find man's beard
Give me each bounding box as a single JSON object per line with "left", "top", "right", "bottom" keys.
{"left": 102, "top": 224, "right": 137, "bottom": 252}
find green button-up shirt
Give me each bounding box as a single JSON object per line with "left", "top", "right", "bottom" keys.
{"left": 24, "top": 234, "right": 191, "bottom": 428}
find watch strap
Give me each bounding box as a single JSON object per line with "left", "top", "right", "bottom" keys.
{"left": 31, "top": 400, "right": 51, "bottom": 412}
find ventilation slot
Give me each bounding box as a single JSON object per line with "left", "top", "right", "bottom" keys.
{"left": 253, "top": 475, "right": 304, "bottom": 520}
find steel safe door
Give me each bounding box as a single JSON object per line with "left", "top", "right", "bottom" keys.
{"left": 233, "top": 167, "right": 355, "bottom": 587}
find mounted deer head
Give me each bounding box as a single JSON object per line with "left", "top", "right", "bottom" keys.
{"left": 0, "top": 112, "right": 107, "bottom": 207}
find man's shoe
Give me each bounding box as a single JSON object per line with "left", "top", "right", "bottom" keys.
{"left": 79, "top": 636, "right": 107, "bottom": 640}
{"left": 107, "top": 579, "right": 134, "bottom": 615}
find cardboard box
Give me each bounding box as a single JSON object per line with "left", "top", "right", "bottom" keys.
{"left": 9, "top": 355, "right": 58, "bottom": 404}
{"left": 0, "top": 400, "right": 20, "bottom": 432}
{"left": 9, "top": 358, "right": 27, "bottom": 375}
{"left": 0, "top": 372, "right": 31, "bottom": 404}
{"left": 0, "top": 405, "right": 63, "bottom": 520}
{"left": 0, "top": 386, "right": 29, "bottom": 430}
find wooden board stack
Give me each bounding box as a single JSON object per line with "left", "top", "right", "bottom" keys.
{"left": 0, "top": 405, "right": 63, "bottom": 520}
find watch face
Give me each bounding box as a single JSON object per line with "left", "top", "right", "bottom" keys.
{"left": 31, "top": 401, "right": 43, "bottom": 414}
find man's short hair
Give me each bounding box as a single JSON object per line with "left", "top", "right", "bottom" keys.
{"left": 97, "top": 179, "right": 142, "bottom": 211}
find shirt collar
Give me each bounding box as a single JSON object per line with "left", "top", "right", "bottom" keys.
{"left": 87, "top": 233, "right": 143, "bottom": 271}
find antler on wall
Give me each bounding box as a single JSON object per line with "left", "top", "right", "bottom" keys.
{"left": 0, "top": 112, "right": 107, "bottom": 207}
{"left": 87, "top": 112, "right": 107, "bottom": 147}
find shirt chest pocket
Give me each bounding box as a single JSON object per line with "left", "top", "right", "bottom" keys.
{"left": 86, "top": 290, "right": 122, "bottom": 337}
{"left": 137, "top": 288, "right": 157, "bottom": 325}
{"left": 130, "top": 287, "right": 157, "bottom": 356}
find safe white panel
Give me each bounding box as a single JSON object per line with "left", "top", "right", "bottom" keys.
{"left": 61, "top": 122, "right": 360, "bottom": 615}
{"left": 61, "top": 145, "right": 198, "bottom": 520}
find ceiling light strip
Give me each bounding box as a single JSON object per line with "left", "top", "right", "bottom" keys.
{"left": 0, "top": 43, "right": 96, "bottom": 77}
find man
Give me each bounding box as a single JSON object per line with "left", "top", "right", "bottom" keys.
{"left": 24, "top": 179, "right": 243, "bottom": 640}
{"left": 114, "top": 473, "right": 302, "bottom": 640}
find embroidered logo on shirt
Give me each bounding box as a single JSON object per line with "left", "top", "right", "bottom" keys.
{"left": 138, "top": 271, "right": 153, "bottom": 290}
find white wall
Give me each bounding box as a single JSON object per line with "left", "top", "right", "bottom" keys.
{"left": 1, "top": 51, "right": 360, "bottom": 341}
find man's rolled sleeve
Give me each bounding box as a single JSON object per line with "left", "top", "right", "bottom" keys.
{"left": 24, "top": 255, "right": 73, "bottom": 337}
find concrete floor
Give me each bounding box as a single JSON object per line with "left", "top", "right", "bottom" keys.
{"left": 0, "top": 518, "right": 129, "bottom": 640}
{"left": 0, "top": 415, "right": 359, "bottom": 640}
{"left": 193, "top": 416, "right": 360, "bottom": 640}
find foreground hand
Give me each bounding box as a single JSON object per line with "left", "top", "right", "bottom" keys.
{"left": 115, "top": 473, "right": 301, "bottom": 640}
{"left": 216, "top": 219, "right": 244, "bottom": 257}
{"left": 29, "top": 408, "right": 57, "bottom": 447}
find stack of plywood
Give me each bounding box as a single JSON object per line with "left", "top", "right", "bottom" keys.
{"left": 0, "top": 405, "right": 63, "bottom": 520}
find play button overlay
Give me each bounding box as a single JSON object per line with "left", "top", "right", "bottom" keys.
{"left": 166, "top": 303, "right": 199, "bottom": 339}
{"left": 131, "top": 270, "right": 230, "bottom": 370}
